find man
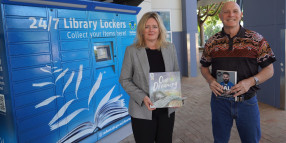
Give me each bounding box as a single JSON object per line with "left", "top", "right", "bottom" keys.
{"left": 200, "top": 1, "right": 276, "bottom": 143}
{"left": 220, "top": 72, "right": 234, "bottom": 96}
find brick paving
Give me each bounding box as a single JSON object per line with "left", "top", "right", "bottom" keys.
{"left": 120, "top": 73, "right": 286, "bottom": 143}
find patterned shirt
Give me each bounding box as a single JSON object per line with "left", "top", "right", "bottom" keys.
{"left": 200, "top": 26, "right": 276, "bottom": 94}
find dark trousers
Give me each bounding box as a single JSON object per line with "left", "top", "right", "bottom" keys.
{"left": 131, "top": 108, "right": 175, "bottom": 143}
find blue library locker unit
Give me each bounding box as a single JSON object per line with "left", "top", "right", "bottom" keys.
{"left": 0, "top": 0, "right": 140, "bottom": 142}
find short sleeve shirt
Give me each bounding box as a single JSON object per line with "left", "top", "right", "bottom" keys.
{"left": 200, "top": 26, "right": 276, "bottom": 94}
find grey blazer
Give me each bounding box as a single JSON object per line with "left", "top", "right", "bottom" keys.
{"left": 119, "top": 43, "right": 180, "bottom": 120}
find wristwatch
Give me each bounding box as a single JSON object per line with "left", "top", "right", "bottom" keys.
{"left": 254, "top": 76, "right": 259, "bottom": 86}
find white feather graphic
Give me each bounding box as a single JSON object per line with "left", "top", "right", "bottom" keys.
{"left": 62, "top": 71, "right": 75, "bottom": 95}
{"left": 49, "top": 99, "right": 75, "bottom": 126}
{"left": 109, "top": 94, "right": 122, "bottom": 103}
{"left": 40, "top": 68, "right": 51, "bottom": 73}
{"left": 54, "top": 69, "right": 63, "bottom": 73}
{"left": 94, "top": 85, "right": 115, "bottom": 119}
{"left": 35, "top": 95, "right": 61, "bottom": 108}
{"left": 88, "top": 73, "right": 103, "bottom": 106}
{"left": 33, "top": 82, "right": 53, "bottom": 87}
{"left": 50, "top": 108, "right": 88, "bottom": 131}
{"left": 75, "top": 65, "right": 83, "bottom": 99}
{"left": 56, "top": 68, "right": 69, "bottom": 83}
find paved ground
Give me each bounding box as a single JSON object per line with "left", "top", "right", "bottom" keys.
{"left": 120, "top": 73, "right": 286, "bottom": 143}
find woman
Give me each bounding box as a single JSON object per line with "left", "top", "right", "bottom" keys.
{"left": 119, "top": 12, "right": 180, "bottom": 143}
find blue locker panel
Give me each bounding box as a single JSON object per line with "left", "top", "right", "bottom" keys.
{"left": 62, "top": 60, "right": 91, "bottom": 71}
{"left": 65, "top": 68, "right": 91, "bottom": 77}
{"left": 14, "top": 88, "right": 55, "bottom": 108}
{"left": 7, "top": 31, "right": 49, "bottom": 43}
{"left": 6, "top": 17, "right": 47, "bottom": 30}
{"left": 4, "top": 5, "right": 47, "bottom": 17}
{"left": 65, "top": 97, "right": 89, "bottom": 115}
{"left": 12, "top": 77, "right": 54, "bottom": 95}
{"left": 119, "top": 13, "right": 136, "bottom": 21}
{"left": 120, "top": 38, "right": 133, "bottom": 54}
{"left": 12, "top": 66, "right": 52, "bottom": 81}
{"left": 10, "top": 54, "right": 51, "bottom": 69}
{"left": 17, "top": 111, "right": 56, "bottom": 132}
{"left": 61, "top": 50, "right": 89, "bottom": 61}
{"left": 57, "top": 9, "right": 87, "bottom": 18}
{"left": 60, "top": 41, "right": 89, "bottom": 51}
{"left": 64, "top": 89, "right": 90, "bottom": 103}
{"left": 98, "top": 78, "right": 120, "bottom": 89}
{"left": 119, "top": 37, "right": 135, "bottom": 73}
{"left": 15, "top": 101, "right": 57, "bottom": 120}
{"left": 29, "top": 131, "right": 59, "bottom": 143}
{"left": 88, "top": 11, "right": 116, "bottom": 20}
{"left": 62, "top": 78, "right": 92, "bottom": 94}
{"left": 95, "top": 66, "right": 117, "bottom": 80}
{"left": 18, "top": 113, "right": 58, "bottom": 143}
{"left": 9, "top": 43, "right": 50, "bottom": 56}
{"left": 63, "top": 69, "right": 92, "bottom": 82}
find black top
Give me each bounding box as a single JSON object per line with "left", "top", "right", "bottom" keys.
{"left": 146, "top": 48, "right": 165, "bottom": 73}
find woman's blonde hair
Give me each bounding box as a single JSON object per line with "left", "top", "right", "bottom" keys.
{"left": 134, "top": 12, "right": 168, "bottom": 49}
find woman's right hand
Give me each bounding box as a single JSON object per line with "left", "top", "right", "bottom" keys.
{"left": 143, "top": 96, "right": 156, "bottom": 111}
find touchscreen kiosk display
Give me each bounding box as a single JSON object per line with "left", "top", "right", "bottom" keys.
{"left": 93, "top": 44, "right": 111, "bottom": 62}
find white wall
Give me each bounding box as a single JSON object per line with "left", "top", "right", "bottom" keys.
{"left": 137, "top": 0, "right": 152, "bottom": 22}
{"left": 137, "top": 0, "right": 182, "bottom": 32}
{"left": 151, "top": 0, "right": 182, "bottom": 32}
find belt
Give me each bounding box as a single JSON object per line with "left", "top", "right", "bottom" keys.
{"left": 216, "top": 93, "right": 255, "bottom": 102}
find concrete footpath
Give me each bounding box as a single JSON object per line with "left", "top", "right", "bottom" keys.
{"left": 120, "top": 73, "right": 286, "bottom": 143}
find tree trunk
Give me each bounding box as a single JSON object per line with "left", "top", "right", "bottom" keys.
{"left": 199, "top": 23, "right": 205, "bottom": 46}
